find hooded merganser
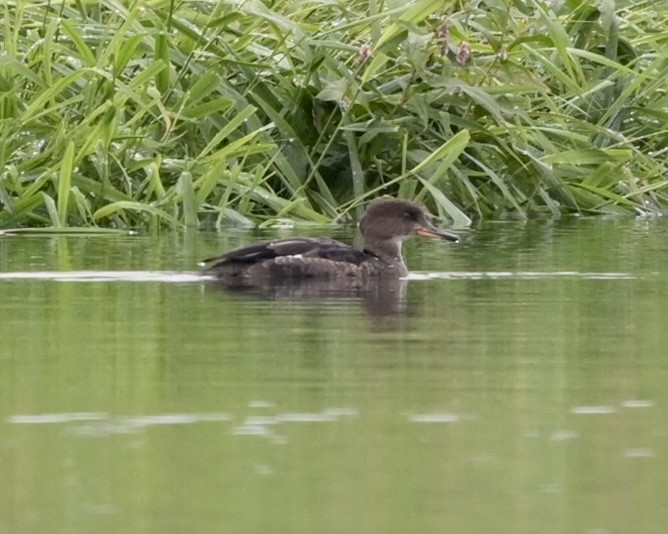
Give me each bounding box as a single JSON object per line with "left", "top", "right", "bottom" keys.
{"left": 200, "top": 198, "right": 459, "bottom": 280}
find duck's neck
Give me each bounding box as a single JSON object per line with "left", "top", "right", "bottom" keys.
{"left": 364, "top": 235, "right": 403, "bottom": 259}
{"left": 363, "top": 236, "right": 409, "bottom": 276}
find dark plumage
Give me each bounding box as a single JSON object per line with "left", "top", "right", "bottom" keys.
{"left": 200, "top": 198, "right": 459, "bottom": 281}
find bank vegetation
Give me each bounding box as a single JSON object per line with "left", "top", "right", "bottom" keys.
{"left": 2, "top": 0, "right": 668, "bottom": 229}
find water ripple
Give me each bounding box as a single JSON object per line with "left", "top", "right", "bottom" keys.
{"left": 571, "top": 406, "right": 617, "bottom": 415}
{"left": 0, "top": 271, "right": 203, "bottom": 282}
{"left": 408, "top": 413, "right": 461, "bottom": 424}
{"left": 0, "top": 270, "right": 641, "bottom": 283}
{"left": 409, "top": 271, "right": 637, "bottom": 281}
{"left": 8, "top": 412, "right": 232, "bottom": 429}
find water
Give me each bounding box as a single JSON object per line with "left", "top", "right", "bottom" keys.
{"left": 1, "top": 218, "right": 667, "bottom": 533}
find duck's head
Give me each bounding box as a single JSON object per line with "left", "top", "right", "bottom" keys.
{"left": 359, "top": 198, "right": 459, "bottom": 259}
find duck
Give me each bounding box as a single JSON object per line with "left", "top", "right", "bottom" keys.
{"left": 200, "top": 198, "right": 459, "bottom": 281}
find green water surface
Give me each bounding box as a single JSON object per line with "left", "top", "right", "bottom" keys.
{"left": 1, "top": 218, "right": 667, "bottom": 533}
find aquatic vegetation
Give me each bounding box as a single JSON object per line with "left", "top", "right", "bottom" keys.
{"left": 1, "top": 0, "right": 667, "bottom": 229}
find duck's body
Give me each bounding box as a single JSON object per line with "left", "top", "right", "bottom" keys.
{"left": 200, "top": 198, "right": 458, "bottom": 282}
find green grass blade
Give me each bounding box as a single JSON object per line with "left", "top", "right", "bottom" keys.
{"left": 409, "top": 129, "right": 470, "bottom": 178}
{"left": 93, "top": 201, "right": 181, "bottom": 226}
{"left": 197, "top": 105, "right": 258, "bottom": 160}
{"left": 178, "top": 172, "right": 199, "bottom": 228}
{"left": 57, "top": 141, "right": 75, "bottom": 226}
{"left": 417, "top": 178, "right": 472, "bottom": 227}
{"left": 41, "top": 193, "right": 61, "bottom": 227}
{"left": 363, "top": 0, "right": 444, "bottom": 84}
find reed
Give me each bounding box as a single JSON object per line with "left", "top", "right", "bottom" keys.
{"left": 1, "top": 0, "right": 667, "bottom": 229}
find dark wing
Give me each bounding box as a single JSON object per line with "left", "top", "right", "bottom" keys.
{"left": 200, "top": 237, "right": 370, "bottom": 279}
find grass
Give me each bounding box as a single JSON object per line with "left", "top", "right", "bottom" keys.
{"left": 1, "top": 0, "right": 668, "bottom": 230}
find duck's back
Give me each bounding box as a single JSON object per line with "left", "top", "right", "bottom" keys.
{"left": 201, "top": 237, "right": 374, "bottom": 280}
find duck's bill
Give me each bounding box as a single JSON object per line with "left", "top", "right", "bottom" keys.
{"left": 416, "top": 225, "right": 460, "bottom": 242}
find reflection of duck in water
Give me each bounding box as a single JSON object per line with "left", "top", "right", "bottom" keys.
{"left": 200, "top": 198, "right": 459, "bottom": 282}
